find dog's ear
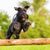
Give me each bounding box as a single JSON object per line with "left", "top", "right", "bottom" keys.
{"left": 14, "top": 7, "right": 22, "bottom": 11}
{"left": 24, "top": 6, "right": 30, "bottom": 10}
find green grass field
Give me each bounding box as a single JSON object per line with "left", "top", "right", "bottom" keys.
{"left": 0, "top": 45, "right": 50, "bottom": 50}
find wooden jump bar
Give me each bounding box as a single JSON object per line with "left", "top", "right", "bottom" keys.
{"left": 0, "top": 38, "right": 50, "bottom": 45}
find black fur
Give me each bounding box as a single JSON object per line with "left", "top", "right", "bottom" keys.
{"left": 6, "top": 7, "right": 31, "bottom": 39}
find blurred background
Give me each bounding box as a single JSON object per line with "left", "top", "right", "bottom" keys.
{"left": 0, "top": 0, "right": 50, "bottom": 39}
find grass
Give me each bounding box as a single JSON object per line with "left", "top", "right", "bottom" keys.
{"left": 0, "top": 45, "right": 50, "bottom": 50}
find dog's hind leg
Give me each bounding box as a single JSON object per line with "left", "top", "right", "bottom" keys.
{"left": 6, "top": 24, "right": 13, "bottom": 39}
{"left": 15, "top": 28, "right": 22, "bottom": 39}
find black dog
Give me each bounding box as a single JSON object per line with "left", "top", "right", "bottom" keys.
{"left": 6, "top": 6, "right": 31, "bottom": 39}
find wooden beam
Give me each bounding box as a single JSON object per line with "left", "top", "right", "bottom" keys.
{"left": 0, "top": 38, "right": 50, "bottom": 45}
